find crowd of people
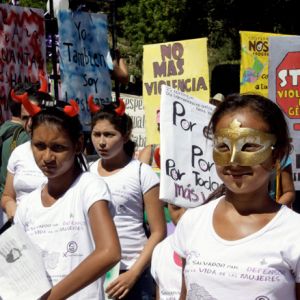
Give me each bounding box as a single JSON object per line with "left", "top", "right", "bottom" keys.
{"left": 0, "top": 74, "right": 299, "bottom": 300}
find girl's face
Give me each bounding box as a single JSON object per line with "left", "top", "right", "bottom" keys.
{"left": 91, "top": 119, "right": 127, "bottom": 160}
{"left": 214, "top": 108, "right": 274, "bottom": 194}
{"left": 31, "top": 123, "right": 80, "bottom": 179}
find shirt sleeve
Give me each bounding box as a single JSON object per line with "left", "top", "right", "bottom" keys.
{"left": 151, "top": 242, "right": 160, "bottom": 283}
{"left": 170, "top": 209, "right": 192, "bottom": 259}
{"left": 140, "top": 162, "right": 159, "bottom": 194}
{"left": 7, "top": 145, "right": 20, "bottom": 174}
{"left": 81, "top": 172, "right": 112, "bottom": 215}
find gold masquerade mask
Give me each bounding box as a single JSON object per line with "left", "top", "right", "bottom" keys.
{"left": 213, "top": 119, "right": 276, "bottom": 166}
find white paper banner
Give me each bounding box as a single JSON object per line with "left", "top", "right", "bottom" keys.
{"left": 0, "top": 224, "right": 51, "bottom": 300}
{"left": 159, "top": 85, "right": 222, "bottom": 208}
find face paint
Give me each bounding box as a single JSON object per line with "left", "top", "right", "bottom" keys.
{"left": 213, "top": 119, "right": 276, "bottom": 166}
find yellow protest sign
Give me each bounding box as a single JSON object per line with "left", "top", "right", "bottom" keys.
{"left": 240, "top": 31, "right": 283, "bottom": 97}
{"left": 143, "top": 38, "right": 209, "bottom": 145}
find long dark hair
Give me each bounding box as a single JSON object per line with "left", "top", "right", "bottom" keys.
{"left": 31, "top": 100, "right": 87, "bottom": 171}
{"left": 91, "top": 103, "right": 136, "bottom": 157}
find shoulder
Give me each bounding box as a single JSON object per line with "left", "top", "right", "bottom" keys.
{"left": 12, "top": 140, "right": 31, "bottom": 153}
{"left": 138, "top": 144, "right": 157, "bottom": 163}
{"left": 78, "top": 171, "right": 108, "bottom": 188}
{"left": 280, "top": 206, "right": 300, "bottom": 225}
{"left": 88, "top": 158, "right": 100, "bottom": 173}
{"left": 177, "top": 198, "right": 219, "bottom": 227}
{"left": 9, "top": 141, "right": 31, "bottom": 161}
{"left": 153, "top": 235, "right": 171, "bottom": 258}
{"left": 138, "top": 159, "right": 157, "bottom": 173}
{"left": 137, "top": 160, "right": 159, "bottom": 182}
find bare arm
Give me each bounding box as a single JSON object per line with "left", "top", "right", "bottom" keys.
{"left": 44, "top": 200, "right": 121, "bottom": 300}
{"left": 138, "top": 145, "right": 152, "bottom": 165}
{"left": 1, "top": 171, "right": 17, "bottom": 219}
{"left": 278, "top": 165, "right": 295, "bottom": 208}
{"left": 130, "top": 184, "right": 166, "bottom": 276}
{"left": 106, "top": 184, "right": 166, "bottom": 299}
{"left": 112, "top": 57, "right": 129, "bottom": 85}
{"left": 155, "top": 284, "right": 160, "bottom": 300}
{"left": 179, "top": 258, "right": 187, "bottom": 300}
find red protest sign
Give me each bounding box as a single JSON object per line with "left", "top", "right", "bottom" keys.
{"left": 276, "top": 51, "right": 300, "bottom": 130}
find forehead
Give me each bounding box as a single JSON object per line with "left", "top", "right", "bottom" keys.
{"left": 93, "top": 119, "right": 118, "bottom": 131}
{"left": 33, "top": 122, "right": 68, "bottom": 138}
{"left": 215, "top": 108, "right": 270, "bottom": 132}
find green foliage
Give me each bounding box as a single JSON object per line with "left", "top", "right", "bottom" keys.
{"left": 12, "top": 0, "right": 300, "bottom": 93}
{"left": 19, "top": 0, "right": 46, "bottom": 10}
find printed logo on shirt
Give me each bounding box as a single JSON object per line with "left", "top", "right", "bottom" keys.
{"left": 116, "top": 204, "right": 127, "bottom": 214}
{"left": 63, "top": 241, "right": 83, "bottom": 258}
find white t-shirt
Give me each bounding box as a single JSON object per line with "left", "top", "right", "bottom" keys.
{"left": 151, "top": 235, "right": 182, "bottom": 300}
{"left": 14, "top": 172, "right": 111, "bottom": 300}
{"left": 172, "top": 197, "right": 300, "bottom": 300}
{"left": 7, "top": 141, "right": 46, "bottom": 204}
{"left": 89, "top": 159, "right": 159, "bottom": 270}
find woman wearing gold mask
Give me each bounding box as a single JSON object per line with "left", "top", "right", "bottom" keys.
{"left": 171, "top": 94, "right": 300, "bottom": 300}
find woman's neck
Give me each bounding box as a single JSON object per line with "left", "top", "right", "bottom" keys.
{"left": 100, "top": 152, "right": 132, "bottom": 174}
{"left": 224, "top": 188, "right": 280, "bottom": 215}
{"left": 47, "top": 165, "right": 81, "bottom": 200}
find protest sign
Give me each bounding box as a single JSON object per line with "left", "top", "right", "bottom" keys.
{"left": 159, "top": 85, "right": 222, "bottom": 208}
{"left": 268, "top": 35, "right": 300, "bottom": 190}
{"left": 57, "top": 9, "right": 112, "bottom": 131}
{"left": 0, "top": 224, "right": 51, "bottom": 300}
{"left": 143, "top": 38, "right": 209, "bottom": 145}
{"left": 112, "top": 93, "right": 146, "bottom": 151}
{"left": 240, "top": 31, "right": 283, "bottom": 97}
{"left": 0, "top": 4, "right": 46, "bottom": 122}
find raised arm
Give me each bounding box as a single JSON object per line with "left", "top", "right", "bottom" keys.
{"left": 138, "top": 145, "right": 153, "bottom": 165}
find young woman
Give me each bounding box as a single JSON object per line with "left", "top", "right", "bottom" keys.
{"left": 14, "top": 96, "right": 120, "bottom": 299}
{"left": 89, "top": 97, "right": 166, "bottom": 299}
{"left": 172, "top": 94, "right": 300, "bottom": 299}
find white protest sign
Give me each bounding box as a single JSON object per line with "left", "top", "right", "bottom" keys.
{"left": 112, "top": 93, "right": 146, "bottom": 150}
{"left": 0, "top": 224, "right": 51, "bottom": 300}
{"left": 160, "top": 85, "right": 222, "bottom": 208}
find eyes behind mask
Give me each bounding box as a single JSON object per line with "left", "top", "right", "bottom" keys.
{"left": 213, "top": 127, "right": 276, "bottom": 167}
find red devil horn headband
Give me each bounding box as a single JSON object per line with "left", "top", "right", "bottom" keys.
{"left": 10, "top": 89, "right": 27, "bottom": 103}
{"left": 11, "top": 89, "right": 41, "bottom": 116}
{"left": 88, "top": 95, "right": 101, "bottom": 113}
{"left": 88, "top": 95, "right": 126, "bottom": 116}
{"left": 115, "top": 98, "right": 126, "bottom": 116}
{"left": 11, "top": 88, "right": 79, "bottom": 117}
{"left": 63, "top": 99, "right": 80, "bottom": 117}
